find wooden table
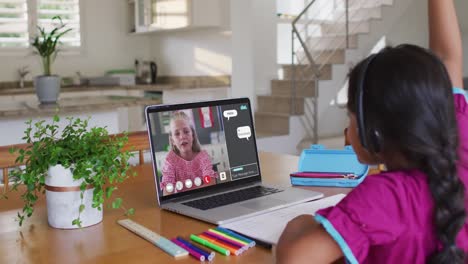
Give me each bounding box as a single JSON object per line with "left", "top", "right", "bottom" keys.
{"left": 0, "top": 152, "right": 353, "bottom": 264}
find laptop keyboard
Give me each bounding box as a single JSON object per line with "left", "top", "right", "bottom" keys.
{"left": 182, "top": 186, "right": 283, "bottom": 210}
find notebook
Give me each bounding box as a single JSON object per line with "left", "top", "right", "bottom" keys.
{"left": 220, "top": 194, "right": 346, "bottom": 245}
{"left": 145, "top": 97, "right": 323, "bottom": 225}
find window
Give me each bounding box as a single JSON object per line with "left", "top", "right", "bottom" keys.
{"left": 0, "top": 0, "right": 81, "bottom": 49}
{"left": 0, "top": 0, "right": 29, "bottom": 47}
{"left": 37, "top": 0, "right": 81, "bottom": 47}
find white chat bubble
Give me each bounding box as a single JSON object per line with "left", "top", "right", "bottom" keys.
{"left": 223, "top": 109, "right": 238, "bottom": 120}
{"left": 237, "top": 126, "right": 252, "bottom": 140}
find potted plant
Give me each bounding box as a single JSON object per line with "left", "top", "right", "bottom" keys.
{"left": 7, "top": 116, "right": 135, "bottom": 229}
{"left": 31, "top": 16, "right": 71, "bottom": 105}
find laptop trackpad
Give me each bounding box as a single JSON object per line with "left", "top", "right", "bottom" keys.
{"left": 240, "top": 198, "right": 284, "bottom": 210}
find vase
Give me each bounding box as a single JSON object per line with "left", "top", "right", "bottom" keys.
{"left": 34, "top": 75, "right": 61, "bottom": 105}
{"left": 45, "top": 165, "right": 103, "bottom": 229}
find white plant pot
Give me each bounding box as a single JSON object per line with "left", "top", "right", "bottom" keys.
{"left": 34, "top": 75, "right": 61, "bottom": 104}
{"left": 45, "top": 165, "right": 103, "bottom": 229}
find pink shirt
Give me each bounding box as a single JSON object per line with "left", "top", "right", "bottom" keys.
{"left": 315, "top": 93, "right": 468, "bottom": 263}
{"left": 161, "top": 150, "right": 216, "bottom": 189}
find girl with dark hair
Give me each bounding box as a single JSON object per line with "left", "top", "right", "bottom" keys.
{"left": 276, "top": 0, "right": 468, "bottom": 263}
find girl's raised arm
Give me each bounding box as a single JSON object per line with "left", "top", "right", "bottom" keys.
{"left": 429, "top": 0, "right": 463, "bottom": 88}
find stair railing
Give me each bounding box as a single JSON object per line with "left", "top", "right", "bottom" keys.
{"left": 291, "top": 0, "right": 321, "bottom": 144}
{"left": 291, "top": 0, "right": 385, "bottom": 146}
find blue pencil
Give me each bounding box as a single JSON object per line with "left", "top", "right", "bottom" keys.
{"left": 215, "top": 227, "right": 256, "bottom": 247}
{"left": 176, "top": 237, "right": 215, "bottom": 261}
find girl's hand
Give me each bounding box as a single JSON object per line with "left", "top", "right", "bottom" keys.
{"left": 276, "top": 214, "right": 343, "bottom": 264}
{"left": 278, "top": 214, "right": 317, "bottom": 244}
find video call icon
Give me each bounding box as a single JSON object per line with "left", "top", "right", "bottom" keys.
{"left": 175, "top": 181, "right": 184, "bottom": 191}
{"left": 194, "top": 177, "right": 202, "bottom": 187}
{"left": 165, "top": 183, "right": 174, "bottom": 193}
{"left": 203, "top": 176, "right": 211, "bottom": 184}
{"left": 219, "top": 172, "right": 227, "bottom": 181}
{"left": 185, "top": 179, "right": 193, "bottom": 189}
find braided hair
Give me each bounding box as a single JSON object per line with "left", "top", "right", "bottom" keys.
{"left": 347, "top": 44, "right": 466, "bottom": 263}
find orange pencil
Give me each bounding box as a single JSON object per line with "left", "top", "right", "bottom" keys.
{"left": 198, "top": 234, "right": 243, "bottom": 255}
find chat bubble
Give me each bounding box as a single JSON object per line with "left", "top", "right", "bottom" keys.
{"left": 237, "top": 126, "right": 252, "bottom": 140}
{"left": 223, "top": 109, "right": 238, "bottom": 120}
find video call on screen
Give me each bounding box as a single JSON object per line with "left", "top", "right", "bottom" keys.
{"left": 148, "top": 103, "right": 259, "bottom": 196}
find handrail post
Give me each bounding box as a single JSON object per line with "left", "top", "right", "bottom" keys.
{"left": 346, "top": 0, "right": 349, "bottom": 48}
{"left": 291, "top": 28, "right": 296, "bottom": 115}
{"left": 291, "top": 0, "right": 321, "bottom": 146}
{"left": 313, "top": 78, "right": 319, "bottom": 144}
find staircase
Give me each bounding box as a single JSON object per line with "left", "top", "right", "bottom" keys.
{"left": 255, "top": 0, "right": 395, "bottom": 151}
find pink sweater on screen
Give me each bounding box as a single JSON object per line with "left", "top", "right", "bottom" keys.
{"left": 161, "top": 150, "right": 216, "bottom": 189}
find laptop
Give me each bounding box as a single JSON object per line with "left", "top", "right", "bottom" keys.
{"left": 145, "top": 97, "right": 323, "bottom": 225}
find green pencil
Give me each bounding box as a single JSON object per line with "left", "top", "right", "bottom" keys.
{"left": 190, "top": 234, "right": 231, "bottom": 256}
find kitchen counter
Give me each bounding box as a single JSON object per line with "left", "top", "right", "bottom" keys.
{"left": 0, "top": 95, "right": 161, "bottom": 119}
{"left": 0, "top": 75, "right": 232, "bottom": 96}
{"left": 0, "top": 84, "right": 172, "bottom": 96}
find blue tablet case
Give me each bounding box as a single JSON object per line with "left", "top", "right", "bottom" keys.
{"left": 291, "top": 144, "right": 369, "bottom": 187}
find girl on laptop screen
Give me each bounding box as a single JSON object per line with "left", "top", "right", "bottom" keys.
{"left": 161, "top": 111, "right": 217, "bottom": 195}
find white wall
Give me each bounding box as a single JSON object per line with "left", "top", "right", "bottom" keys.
{"left": 150, "top": 0, "right": 277, "bottom": 110}
{"left": 230, "top": 0, "right": 277, "bottom": 110}
{"left": 0, "top": 0, "right": 151, "bottom": 82}
{"left": 148, "top": 0, "right": 231, "bottom": 76}
{"left": 386, "top": 0, "right": 468, "bottom": 77}
{"left": 386, "top": 0, "right": 428, "bottom": 47}
{"left": 149, "top": 29, "right": 232, "bottom": 76}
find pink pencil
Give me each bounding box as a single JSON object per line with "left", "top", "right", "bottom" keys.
{"left": 203, "top": 231, "right": 247, "bottom": 250}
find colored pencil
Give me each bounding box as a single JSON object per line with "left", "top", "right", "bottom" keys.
{"left": 176, "top": 237, "right": 215, "bottom": 261}
{"left": 199, "top": 234, "right": 243, "bottom": 256}
{"left": 215, "top": 227, "right": 256, "bottom": 247}
{"left": 171, "top": 239, "right": 205, "bottom": 261}
{"left": 203, "top": 231, "right": 247, "bottom": 250}
{"left": 190, "top": 234, "right": 230, "bottom": 256}
{"left": 208, "top": 229, "right": 250, "bottom": 247}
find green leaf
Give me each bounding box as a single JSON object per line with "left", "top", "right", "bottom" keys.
{"left": 79, "top": 204, "right": 85, "bottom": 213}
{"left": 125, "top": 208, "right": 135, "bottom": 216}
{"left": 105, "top": 186, "right": 116, "bottom": 199}
{"left": 53, "top": 115, "right": 59, "bottom": 122}
{"left": 112, "top": 198, "right": 122, "bottom": 209}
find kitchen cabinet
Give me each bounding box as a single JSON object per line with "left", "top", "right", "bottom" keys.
{"left": 129, "top": 0, "right": 222, "bottom": 33}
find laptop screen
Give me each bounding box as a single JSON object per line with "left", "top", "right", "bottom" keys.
{"left": 145, "top": 98, "right": 261, "bottom": 202}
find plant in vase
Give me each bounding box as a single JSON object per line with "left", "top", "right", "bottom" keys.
{"left": 31, "top": 16, "right": 71, "bottom": 105}
{"left": 6, "top": 116, "right": 135, "bottom": 228}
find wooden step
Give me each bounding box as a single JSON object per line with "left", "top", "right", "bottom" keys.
{"left": 271, "top": 80, "right": 317, "bottom": 97}
{"left": 281, "top": 64, "right": 332, "bottom": 80}
{"left": 254, "top": 112, "right": 290, "bottom": 135}
{"left": 320, "top": 21, "right": 370, "bottom": 35}
{"left": 257, "top": 95, "right": 304, "bottom": 115}
{"left": 335, "top": 0, "right": 393, "bottom": 9}
{"left": 310, "top": 49, "right": 346, "bottom": 64}
{"left": 296, "top": 50, "right": 345, "bottom": 65}
{"left": 308, "top": 34, "right": 358, "bottom": 51}
{"left": 331, "top": 6, "right": 382, "bottom": 22}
